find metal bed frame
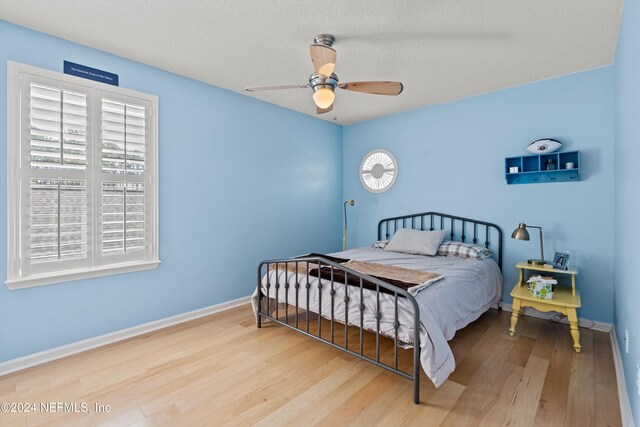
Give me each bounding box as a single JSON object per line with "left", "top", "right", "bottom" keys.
{"left": 257, "top": 211, "right": 502, "bottom": 404}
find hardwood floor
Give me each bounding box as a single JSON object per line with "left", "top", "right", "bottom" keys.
{"left": 0, "top": 305, "right": 622, "bottom": 426}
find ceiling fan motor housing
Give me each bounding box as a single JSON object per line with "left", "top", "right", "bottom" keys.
{"left": 314, "top": 34, "right": 335, "bottom": 47}
{"left": 310, "top": 72, "right": 338, "bottom": 90}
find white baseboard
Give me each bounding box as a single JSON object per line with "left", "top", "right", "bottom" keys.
{"left": 499, "top": 302, "right": 612, "bottom": 332}
{"left": 611, "top": 326, "right": 636, "bottom": 427}
{"left": 0, "top": 295, "right": 252, "bottom": 377}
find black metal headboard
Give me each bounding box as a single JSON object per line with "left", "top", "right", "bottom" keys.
{"left": 378, "top": 211, "right": 503, "bottom": 271}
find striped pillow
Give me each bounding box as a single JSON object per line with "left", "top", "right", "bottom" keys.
{"left": 436, "top": 241, "right": 493, "bottom": 260}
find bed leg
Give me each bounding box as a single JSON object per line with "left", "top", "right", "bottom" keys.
{"left": 257, "top": 291, "right": 263, "bottom": 328}
{"left": 257, "top": 266, "right": 263, "bottom": 328}
{"left": 498, "top": 299, "right": 503, "bottom": 311}
{"left": 413, "top": 345, "right": 420, "bottom": 404}
{"left": 412, "top": 303, "right": 421, "bottom": 405}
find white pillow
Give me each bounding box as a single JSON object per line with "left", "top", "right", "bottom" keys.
{"left": 383, "top": 229, "right": 448, "bottom": 256}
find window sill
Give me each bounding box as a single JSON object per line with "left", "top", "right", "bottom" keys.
{"left": 5, "top": 260, "right": 161, "bottom": 290}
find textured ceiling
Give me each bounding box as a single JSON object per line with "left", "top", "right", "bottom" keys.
{"left": 0, "top": 0, "right": 623, "bottom": 125}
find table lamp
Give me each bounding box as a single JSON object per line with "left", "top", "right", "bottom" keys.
{"left": 511, "top": 222, "right": 545, "bottom": 266}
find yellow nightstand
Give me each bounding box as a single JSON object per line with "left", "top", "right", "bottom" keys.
{"left": 509, "top": 262, "right": 582, "bottom": 353}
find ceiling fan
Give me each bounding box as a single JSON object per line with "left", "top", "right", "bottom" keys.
{"left": 244, "top": 34, "right": 404, "bottom": 114}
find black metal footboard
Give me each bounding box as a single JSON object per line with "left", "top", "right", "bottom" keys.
{"left": 257, "top": 256, "right": 422, "bottom": 404}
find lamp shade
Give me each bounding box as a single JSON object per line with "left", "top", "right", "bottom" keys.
{"left": 312, "top": 86, "right": 335, "bottom": 109}
{"left": 319, "top": 62, "right": 335, "bottom": 78}
{"left": 511, "top": 223, "right": 530, "bottom": 240}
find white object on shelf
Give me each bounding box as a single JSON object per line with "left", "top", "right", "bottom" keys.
{"left": 527, "top": 138, "right": 562, "bottom": 154}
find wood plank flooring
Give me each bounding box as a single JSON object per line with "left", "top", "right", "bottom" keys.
{"left": 0, "top": 305, "right": 622, "bottom": 426}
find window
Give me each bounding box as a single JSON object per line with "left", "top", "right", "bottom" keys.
{"left": 6, "top": 61, "right": 159, "bottom": 289}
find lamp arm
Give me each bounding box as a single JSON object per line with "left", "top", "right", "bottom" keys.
{"left": 527, "top": 225, "right": 544, "bottom": 263}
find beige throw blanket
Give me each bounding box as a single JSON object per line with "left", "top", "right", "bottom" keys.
{"left": 267, "top": 256, "right": 443, "bottom": 296}
{"left": 343, "top": 260, "right": 442, "bottom": 290}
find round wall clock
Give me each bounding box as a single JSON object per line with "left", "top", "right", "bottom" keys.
{"left": 359, "top": 149, "right": 398, "bottom": 193}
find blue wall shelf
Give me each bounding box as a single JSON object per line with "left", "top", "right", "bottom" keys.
{"left": 505, "top": 151, "right": 581, "bottom": 184}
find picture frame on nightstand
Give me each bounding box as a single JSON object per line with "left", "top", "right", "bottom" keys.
{"left": 553, "top": 252, "right": 570, "bottom": 270}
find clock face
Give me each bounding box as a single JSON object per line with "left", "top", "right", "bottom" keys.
{"left": 359, "top": 149, "right": 398, "bottom": 193}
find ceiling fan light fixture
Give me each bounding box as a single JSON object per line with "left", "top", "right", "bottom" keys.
{"left": 245, "top": 34, "right": 404, "bottom": 117}
{"left": 318, "top": 62, "right": 335, "bottom": 77}
{"left": 312, "top": 85, "right": 335, "bottom": 109}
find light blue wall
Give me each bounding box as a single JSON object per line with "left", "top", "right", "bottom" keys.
{"left": 0, "top": 15, "right": 626, "bottom": 377}
{"left": 343, "top": 67, "right": 615, "bottom": 323}
{"left": 0, "top": 21, "right": 343, "bottom": 362}
{"left": 614, "top": 1, "right": 640, "bottom": 421}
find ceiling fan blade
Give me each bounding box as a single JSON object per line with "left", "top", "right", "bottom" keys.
{"left": 338, "top": 81, "right": 403, "bottom": 96}
{"left": 245, "top": 84, "right": 309, "bottom": 92}
{"left": 310, "top": 44, "right": 337, "bottom": 77}
{"left": 316, "top": 104, "right": 333, "bottom": 114}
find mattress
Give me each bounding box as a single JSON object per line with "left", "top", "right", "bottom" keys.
{"left": 252, "top": 246, "right": 503, "bottom": 387}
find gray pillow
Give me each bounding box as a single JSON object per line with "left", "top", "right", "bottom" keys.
{"left": 383, "top": 229, "right": 448, "bottom": 256}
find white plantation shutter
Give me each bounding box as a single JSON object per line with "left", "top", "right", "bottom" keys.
{"left": 30, "top": 179, "right": 87, "bottom": 264}
{"left": 101, "top": 99, "right": 146, "bottom": 175}
{"left": 29, "top": 84, "right": 87, "bottom": 171}
{"left": 97, "top": 94, "right": 151, "bottom": 264}
{"left": 101, "top": 182, "right": 145, "bottom": 254}
{"left": 20, "top": 76, "right": 92, "bottom": 278}
{"left": 7, "top": 62, "right": 159, "bottom": 289}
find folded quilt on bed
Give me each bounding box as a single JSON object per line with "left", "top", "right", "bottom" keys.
{"left": 268, "top": 253, "right": 443, "bottom": 296}
{"left": 339, "top": 260, "right": 443, "bottom": 295}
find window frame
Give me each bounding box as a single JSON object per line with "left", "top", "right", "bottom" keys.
{"left": 6, "top": 61, "right": 159, "bottom": 290}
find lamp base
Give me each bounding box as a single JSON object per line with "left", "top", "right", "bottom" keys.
{"left": 527, "top": 259, "right": 545, "bottom": 266}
